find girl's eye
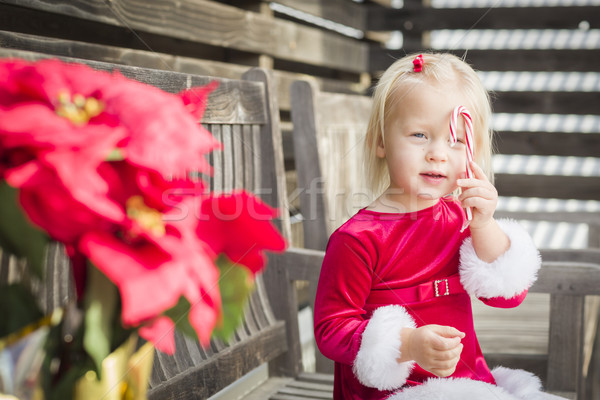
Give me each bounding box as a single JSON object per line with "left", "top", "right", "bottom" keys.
{"left": 412, "top": 132, "right": 426, "bottom": 139}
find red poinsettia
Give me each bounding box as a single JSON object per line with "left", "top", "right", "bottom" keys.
{"left": 0, "top": 58, "right": 287, "bottom": 363}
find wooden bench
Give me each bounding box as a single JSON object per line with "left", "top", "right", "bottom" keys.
{"left": 0, "top": 47, "right": 333, "bottom": 399}
{"left": 289, "top": 79, "right": 600, "bottom": 399}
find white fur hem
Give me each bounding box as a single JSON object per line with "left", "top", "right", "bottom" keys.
{"left": 387, "top": 377, "right": 517, "bottom": 400}
{"left": 492, "top": 366, "right": 542, "bottom": 397}
{"left": 459, "top": 219, "right": 541, "bottom": 299}
{"left": 353, "top": 305, "right": 416, "bottom": 390}
{"left": 387, "top": 368, "right": 564, "bottom": 400}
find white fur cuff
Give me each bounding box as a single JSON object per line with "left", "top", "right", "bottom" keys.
{"left": 353, "top": 305, "right": 416, "bottom": 390}
{"left": 459, "top": 219, "right": 541, "bottom": 299}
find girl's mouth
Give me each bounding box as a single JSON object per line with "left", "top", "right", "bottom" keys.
{"left": 421, "top": 172, "right": 446, "bottom": 184}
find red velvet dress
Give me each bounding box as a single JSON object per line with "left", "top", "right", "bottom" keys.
{"left": 313, "top": 198, "right": 528, "bottom": 400}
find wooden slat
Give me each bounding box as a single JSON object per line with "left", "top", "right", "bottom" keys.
{"left": 243, "top": 69, "right": 292, "bottom": 241}
{"left": 540, "top": 248, "right": 600, "bottom": 264}
{"left": 276, "top": 386, "right": 332, "bottom": 399}
{"left": 495, "top": 211, "right": 600, "bottom": 226}
{"left": 0, "top": 0, "right": 368, "bottom": 73}
{"left": 369, "top": 48, "right": 600, "bottom": 72}
{"left": 368, "top": 6, "right": 600, "bottom": 31}
{"left": 531, "top": 263, "right": 600, "bottom": 296}
{"left": 547, "top": 294, "right": 584, "bottom": 392}
{"left": 290, "top": 81, "right": 329, "bottom": 251}
{"left": 495, "top": 131, "right": 600, "bottom": 157}
{"left": 271, "top": 248, "right": 325, "bottom": 284}
{"left": 211, "top": 125, "right": 224, "bottom": 192}
{"left": 297, "top": 372, "right": 335, "bottom": 385}
{"left": 222, "top": 124, "right": 234, "bottom": 191}
{"left": 273, "top": 0, "right": 367, "bottom": 32}
{"left": 495, "top": 174, "right": 600, "bottom": 200}
{"left": 148, "top": 322, "right": 287, "bottom": 400}
{"left": 492, "top": 92, "right": 600, "bottom": 115}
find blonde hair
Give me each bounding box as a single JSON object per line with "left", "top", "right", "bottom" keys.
{"left": 364, "top": 52, "right": 494, "bottom": 197}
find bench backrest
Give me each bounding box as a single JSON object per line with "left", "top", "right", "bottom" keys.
{"left": 290, "top": 80, "right": 372, "bottom": 251}
{"left": 0, "top": 48, "right": 298, "bottom": 399}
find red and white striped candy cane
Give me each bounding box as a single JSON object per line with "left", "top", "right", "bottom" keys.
{"left": 449, "top": 105, "right": 474, "bottom": 221}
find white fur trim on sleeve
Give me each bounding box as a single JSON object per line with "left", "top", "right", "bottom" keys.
{"left": 459, "top": 219, "right": 541, "bottom": 299}
{"left": 353, "top": 305, "right": 416, "bottom": 390}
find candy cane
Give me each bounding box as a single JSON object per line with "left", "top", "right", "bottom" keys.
{"left": 449, "top": 105, "right": 474, "bottom": 222}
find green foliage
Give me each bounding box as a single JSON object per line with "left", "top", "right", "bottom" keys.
{"left": 83, "top": 265, "right": 119, "bottom": 376}
{"left": 0, "top": 283, "right": 44, "bottom": 338}
{"left": 164, "top": 296, "right": 199, "bottom": 342}
{"left": 212, "top": 255, "right": 254, "bottom": 342}
{"left": 0, "top": 181, "right": 49, "bottom": 279}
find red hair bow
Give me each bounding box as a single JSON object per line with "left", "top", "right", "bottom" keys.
{"left": 413, "top": 54, "right": 424, "bottom": 72}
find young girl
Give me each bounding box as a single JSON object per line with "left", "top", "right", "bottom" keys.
{"left": 313, "top": 53, "right": 562, "bottom": 400}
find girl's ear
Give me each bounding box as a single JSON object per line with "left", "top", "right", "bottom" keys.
{"left": 376, "top": 135, "right": 386, "bottom": 158}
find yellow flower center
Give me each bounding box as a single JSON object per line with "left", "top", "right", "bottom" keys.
{"left": 126, "top": 196, "right": 165, "bottom": 237}
{"left": 55, "top": 90, "right": 104, "bottom": 125}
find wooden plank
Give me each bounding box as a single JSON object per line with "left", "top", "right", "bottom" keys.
{"left": 531, "top": 263, "right": 600, "bottom": 296}
{"left": 495, "top": 210, "right": 600, "bottom": 225}
{"left": 273, "top": 0, "right": 367, "bottom": 32}
{"left": 277, "top": 386, "right": 332, "bottom": 399}
{"left": 495, "top": 174, "right": 600, "bottom": 200}
{"left": 148, "top": 322, "right": 287, "bottom": 400}
{"left": 290, "top": 81, "right": 329, "bottom": 251}
{"left": 261, "top": 253, "right": 304, "bottom": 378}
{"left": 222, "top": 125, "right": 234, "bottom": 191}
{"left": 368, "top": 6, "right": 600, "bottom": 31}
{"left": 286, "top": 380, "right": 333, "bottom": 391}
{"left": 244, "top": 377, "right": 294, "bottom": 400}
{"left": 369, "top": 48, "right": 600, "bottom": 72}
{"left": 492, "top": 92, "right": 600, "bottom": 115}
{"left": 272, "top": 247, "right": 325, "bottom": 284}
{"left": 547, "top": 294, "right": 584, "bottom": 392}
{"left": 495, "top": 131, "right": 600, "bottom": 157}
{"left": 243, "top": 69, "right": 292, "bottom": 240}
{"left": 0, "top": 0, "right": 368, "bottom": 73}
{"left": 297, "top": 372, "right": 335, "bottom": 385}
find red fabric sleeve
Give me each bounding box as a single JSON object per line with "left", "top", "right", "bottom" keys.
{"left": 313, "top": 231, "right": 374, "bottom": 366}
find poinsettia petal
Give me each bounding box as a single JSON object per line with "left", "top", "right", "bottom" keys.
{"left": 188, "top": 299, "right": 219, "bottom": 347}
{"left": 196, "top": 191, "right": 287, "bottom": 273}
{"left": 138, "top": 317, "right": 176, "bottom": 355}
{"left": 18, "top": 169, "right": 115, "bottom": 244}
{"left": 3, "top": 160, "right": 43, "bottom": 188}
{"left": 78, "top": 232, "right": 169, "bottom": 294}
{"left": 178, "top": 81, "right": 219, "bottom": 120}
{"left": 100, "top": 76, "right": 221, "bottom": 177}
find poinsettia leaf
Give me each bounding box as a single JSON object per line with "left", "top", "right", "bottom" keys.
{"left": 0, "top": 181, "right": 50, "bottom": 278}
{"left": 0, "top": 283, "right": 44, "bottom": 337}
{"left": 212, "top": 255, "right": 254, "bottom": 342}
{"left": 164, "top": 296, "right": 198, "bottom": 341}
{"left": 83, "top": 264, "right": 119, "bottom": 375}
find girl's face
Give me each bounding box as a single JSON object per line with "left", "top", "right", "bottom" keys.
{"left": 377, "top": 80, "right": 473, "bottom": 212}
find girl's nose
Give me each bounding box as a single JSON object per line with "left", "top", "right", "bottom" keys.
{"left": 426, "top": 139, "right": 448, "bottom": 162}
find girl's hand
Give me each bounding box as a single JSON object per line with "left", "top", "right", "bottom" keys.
{"left": 398, "top": 325, "right": 465, "bottom": 377}
{"left": 457, "top": 161, "right": 498, "bottom": 230}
